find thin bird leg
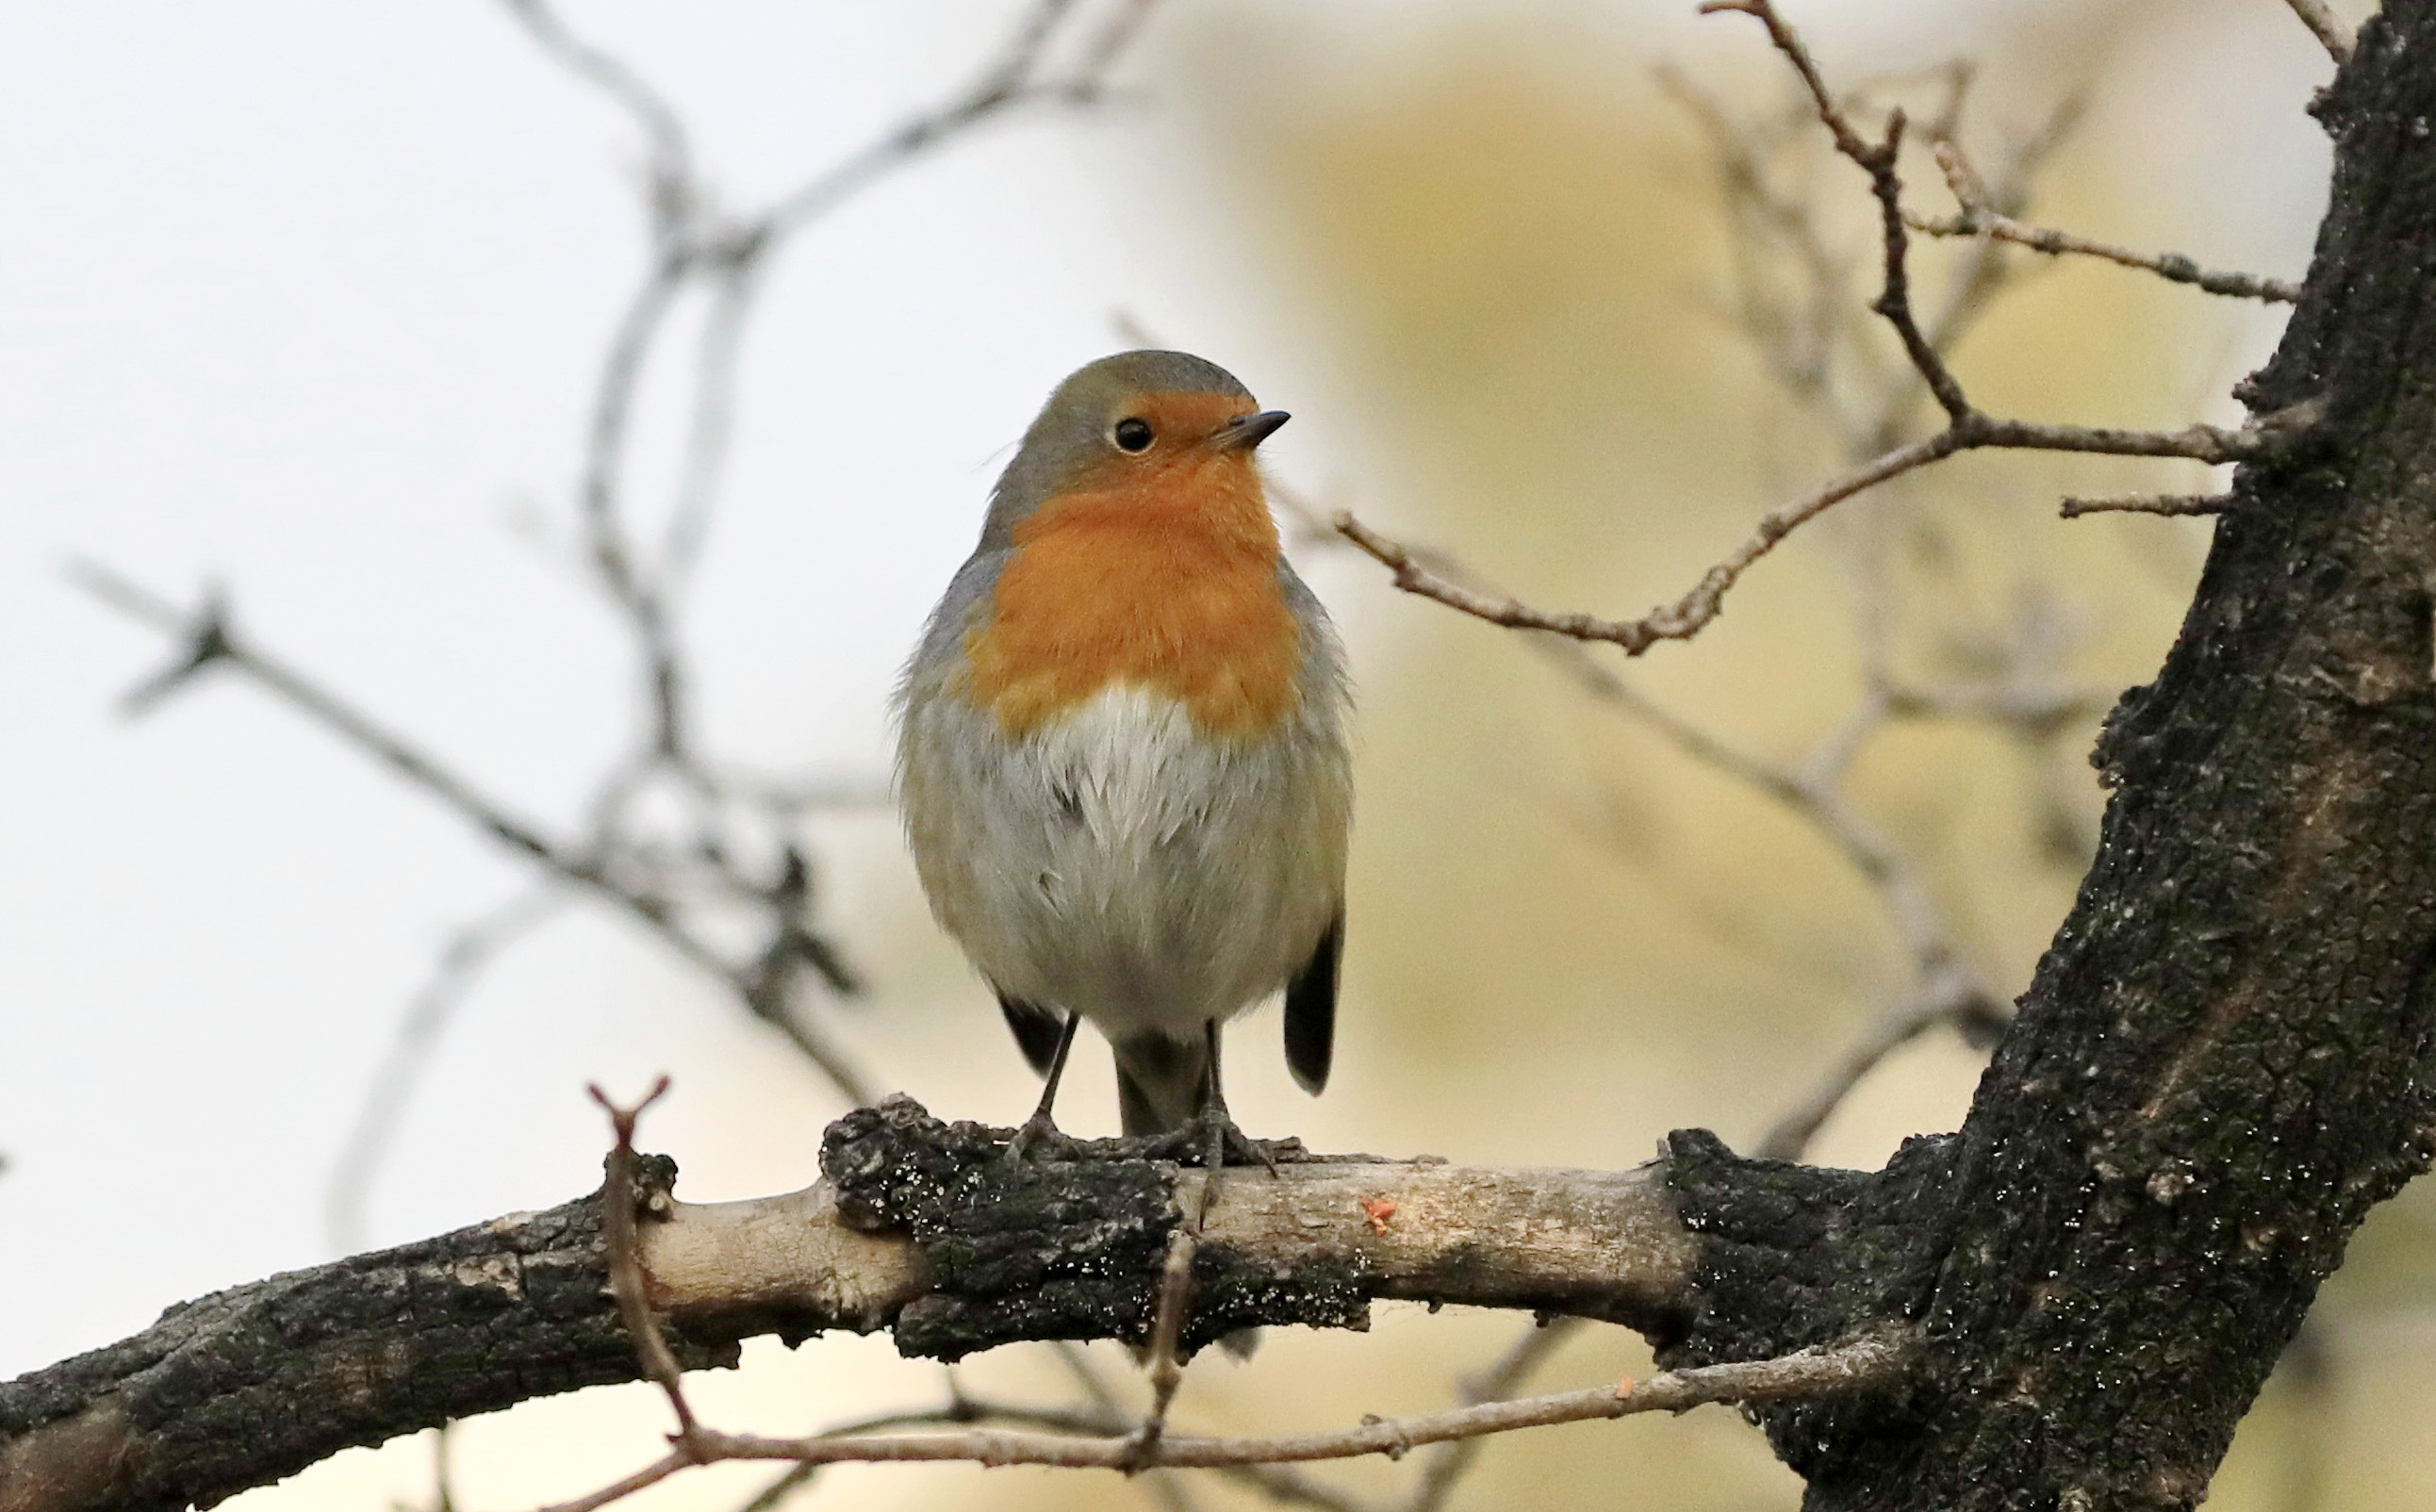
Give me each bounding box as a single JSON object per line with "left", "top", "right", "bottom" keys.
{"left": 1190, "top": 1020, "right": 1277, "bottom": 1228}
{"left": 1004, "top": 1011, "right": 1083, "bottom": 1163}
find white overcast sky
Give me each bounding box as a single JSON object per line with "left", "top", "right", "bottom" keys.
{"left": 0, "top": 0, "right": 2342, "bottom": 1423}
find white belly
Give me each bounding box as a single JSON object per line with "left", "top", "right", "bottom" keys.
{"left": 897, "top": 683, "right": 1347, "bottom": 1041}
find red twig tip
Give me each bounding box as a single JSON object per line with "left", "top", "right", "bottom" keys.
{"left": 587, "top": 1075, "right": 673, "bottom": 1146}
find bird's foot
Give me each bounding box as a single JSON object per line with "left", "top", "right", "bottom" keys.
{"left": 1001, "top": 1109, "right": 1083, "bottom": 1165}
{"left": 1144, "top": 1107, "right": 1281, "bottom": 1230}
{"left": 1136, "top": 1109, "right": 1282, "bottom": 1175}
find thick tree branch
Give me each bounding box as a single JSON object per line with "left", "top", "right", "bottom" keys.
{"left": 0, "top": 1098, "right": 1722, "bottom": 1512}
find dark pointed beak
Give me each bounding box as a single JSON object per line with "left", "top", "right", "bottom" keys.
{"left": 1214, "top": 409, "right": 1291, "bottom": 452}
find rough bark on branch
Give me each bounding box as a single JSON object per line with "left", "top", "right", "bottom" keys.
{"left": 0, "top": 1098, "right": 1702, "bottom": 1512}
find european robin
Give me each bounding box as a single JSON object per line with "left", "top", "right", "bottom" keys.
{"left": 896, "top": 350, "right": 1350, "bottom": 1168}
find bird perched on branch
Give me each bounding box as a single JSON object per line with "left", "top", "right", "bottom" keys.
{"left": 897, "top": 350, "right": 1350, "bottom": 1169}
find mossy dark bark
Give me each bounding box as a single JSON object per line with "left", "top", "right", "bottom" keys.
{"left": 1661, "top": 7, "right": 2436, "bottom": 1505}
{"left": 822, "top": 1097, "right": 1370, "bottom": 1358}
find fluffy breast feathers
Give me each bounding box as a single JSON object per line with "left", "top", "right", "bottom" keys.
{"left": 962, "top": 432, "right": 1300, "bottom": 741}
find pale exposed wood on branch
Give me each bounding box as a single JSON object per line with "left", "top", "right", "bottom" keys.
{"left": 2281, "top": 0, "right": 2358, "bottom": 63}
{"left": 0, "top": 1109, "right": 1727, "bottom": 1512}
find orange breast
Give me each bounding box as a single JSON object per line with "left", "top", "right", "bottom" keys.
{"left": 965, "top": 459, "right": 1300, "bottom": 740}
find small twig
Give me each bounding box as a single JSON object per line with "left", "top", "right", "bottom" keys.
{"left": 762, "top": 0, "right": 1155, "bottom": 237}
{"left": 1407, "top": 1317, "right": 1586, "bottom": 1512}
{"left": 535, "top": 1328, "right": 1916, "bottom": 1512}
{"left": 71, "top": 564, "right": 880, "bottom": 1106}
{"left": 1127, "top": 1225, "right": 1202, "bottom": 1471}
{"left": 586, "top": 1076, "right": 704, "bottom": 1452}
{"left": 732, "top": 1392, "right": 1369, "bottom": 1512}
{"left": 1754, "top": 976, "right": 2010, "bottom": 1160}
{"left": 325, "top": 888, "right": 565, "bottom": 1255}
{"left": 1916, "top": 141, "right": 2299, "bottom": 303}
{"left": 2059, "top": 492, "right": 2233, "bottom": 519}
{"left": 1910, "top": 211, "right": 2299, "bottom": 303}
{"left": 497, "top": 0, "right": 694, "bottom": 209}
{"left": 2280, "top": 0, "right": 2357, "bottom": 64}
{"left": 1337, "top": 319, "right": 2274, "bottom": 659}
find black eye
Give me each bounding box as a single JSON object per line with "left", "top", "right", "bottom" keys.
{"left": 1112, "top": 417, "right": 1154, "bottom": 452}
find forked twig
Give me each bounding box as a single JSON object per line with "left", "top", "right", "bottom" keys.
{"left": 585, "top": 1077, "right": 706, "bottom": 1454}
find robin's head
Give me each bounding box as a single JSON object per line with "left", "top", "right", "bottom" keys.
{"left": 982, "top": 351, "right": 1290, "bottom": 544}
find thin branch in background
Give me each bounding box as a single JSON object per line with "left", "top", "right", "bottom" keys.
{"left": 2280, "top": 0, "right": 2357, "bottom": 64}
{"left": 541, "top": 1324, "right": 1918, "bottom": 1512}
{"left": 1334, "top": 407, "right": 2269, "bottom": 659}
{"left": 1913, "top": 141, "right": 2300, "bottom": 303}
{"left": 326, "top": 888, "right": 565, "bottom": 1255}
{"left": 1406, "top": 1316, "right": 1586, "bottom": 1512}
{"left": 387, "top": 1422, "right": 461, "bottom": 1512}
{"left": 1341, "top": 0, "right": 2300, "bottom": 658}
{"left": 498, "top": 0, "right": 695, "bottom": 199}
{"left": 2275, "top": 1320, "right": 2333, "bottom": 1512}
{"left": 662, "top": 266, "right": 759, "bottom": 581}
{"left": 81, "top": 0, "right": 1176, "bottom": 1251}
{"left": 70, "top": 561, "right": 882, "bottom": 1106}
{"left": 434, "top": 1422, "right": 458, "bottom": 1512}
{"left": 728, "top": 1376, "right": 1364, "bottom": 1512}
{"left": 74, "top": 563, "right": 558, "bottom": 866}
{"left": 2059, "top": 491, "right": 2232, "bottom": 519}
{"left": 1753, "top": 975, "right": 2009, "bottom": 1160}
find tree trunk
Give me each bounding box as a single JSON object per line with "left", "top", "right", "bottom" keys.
{"left": 1661, "top": 6, "right": 2436, "bottom": 1506}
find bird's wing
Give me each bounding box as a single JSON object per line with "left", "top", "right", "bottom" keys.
{"left": 1283, "top": 911, "right": 1342, "bottom": 1095}
{"left": 997, "top": 993, "right": 1069, "bottom": 1077}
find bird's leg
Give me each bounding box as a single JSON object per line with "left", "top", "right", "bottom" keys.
{"left": 1188, "top": 1020, "right": 1277, "bottom": 1228}
{"left": 1003, "top": 1011, "right": 1082, "bottom": 1163}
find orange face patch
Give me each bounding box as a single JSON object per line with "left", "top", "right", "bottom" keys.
{"left": 964, "top": 393, "right": 1300, "bottom": 740}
